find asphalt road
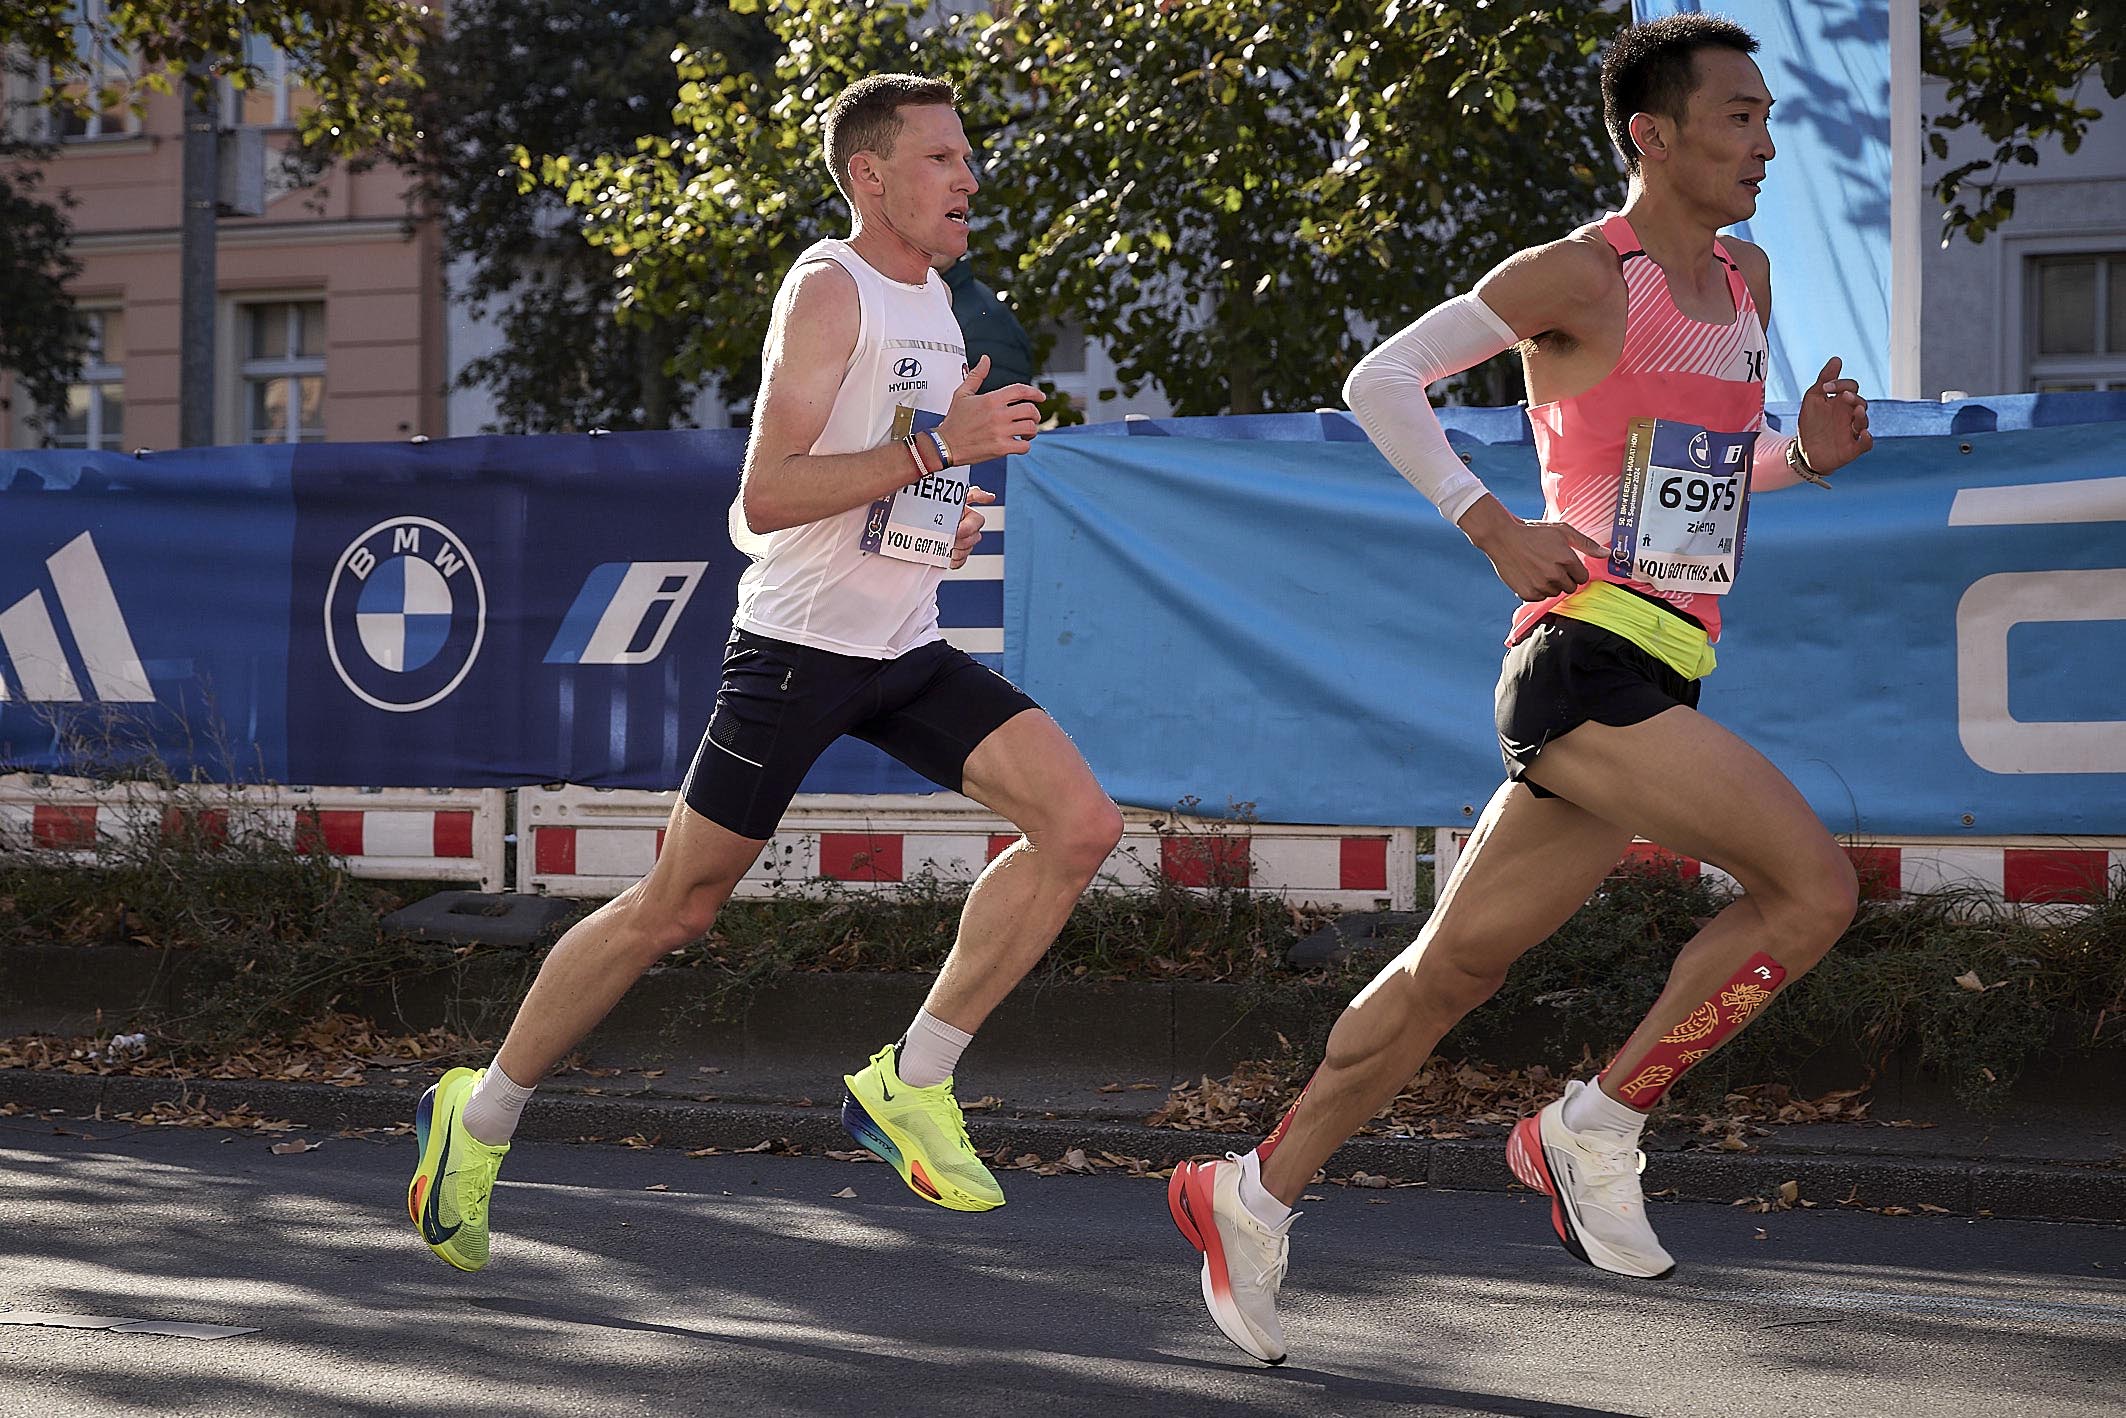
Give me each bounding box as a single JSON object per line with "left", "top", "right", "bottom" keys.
{"left": 2, "top": 1118, "right": 2123, "bottom": 1417}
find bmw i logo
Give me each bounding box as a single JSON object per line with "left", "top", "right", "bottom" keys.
{"left": 894, "top": 357, "right": 923, "bottom": 379}
{"left": 1688, "top": 430, "right": 1711, "bottom": 469}
{"left": 324, "top": 515, "right": 486, "bottom": 712}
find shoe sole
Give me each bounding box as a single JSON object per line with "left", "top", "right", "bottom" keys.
{"left": 408, "top": 1067, "right": 484, "bottom": 1273}
{"left": 1167, "top": 1162, "right": 1285, "bottom": 1366}
{"left": 839, "top": 1082, "right": 1002, "bottom": 1213}
{"left": 1506, "top": 1114, "right": 1675, "bottom": 1280}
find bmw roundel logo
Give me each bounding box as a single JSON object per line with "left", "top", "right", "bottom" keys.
{"left": 1688, "top": 430, "right": 1711, "bottom": 469}
{"left": 894, "top": 357, "right": 923, "bottom": 379}
{"left": 324, "top": 515, "right": 486, "bottom": 713}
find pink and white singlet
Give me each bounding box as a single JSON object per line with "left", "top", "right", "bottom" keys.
{"left": 1511, "top": 212, "right": 1769, "bottom": 646}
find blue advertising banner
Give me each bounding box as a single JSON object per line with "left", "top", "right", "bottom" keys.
{"left": 5, "top": 396, "right": 2121, "bottom": 837}
{"left": 1010, "top": 398, "right": 2126, "bottom": 836}
{"left": 0, "top": 446, "right": 298, "bottom": 781}
{"left": 0, "top": 432, "right": 1010, "bottom": 795}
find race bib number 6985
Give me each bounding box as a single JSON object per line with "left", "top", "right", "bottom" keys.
{"left": 1607, "top": 417, "right": 1757, "bottom": 596}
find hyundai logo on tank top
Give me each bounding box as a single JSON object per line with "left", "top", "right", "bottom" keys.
{"left": 729, "top": 240, "right": 970, "bottom": 660}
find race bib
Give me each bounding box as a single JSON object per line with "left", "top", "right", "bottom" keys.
{"left": 1607, "top": 417, "right": 1757, "bottom": 596}
{"left": 858, "top": 406, "right": 967, "bottom": 567}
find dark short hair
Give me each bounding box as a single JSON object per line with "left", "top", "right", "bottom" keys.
{"left": 1601, "top": 14, "right": 1760, "bottom": 176}
{"left": 822, "top": 73, "right": 959, "bottom": 201}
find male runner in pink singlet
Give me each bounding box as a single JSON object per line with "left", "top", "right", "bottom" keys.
{"left": 1167, "top": 15, "right": 1876, "bottom": 1364}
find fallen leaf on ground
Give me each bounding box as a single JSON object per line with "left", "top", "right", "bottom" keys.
{"left": 269, "top": 1139, "right": 317, "bottom": 1155}
{"left": 831, "top": 1187, "right": 857, "bottom": 1199}
{"left": 644, "top": 1183, "right": 669, "bottom": 1191}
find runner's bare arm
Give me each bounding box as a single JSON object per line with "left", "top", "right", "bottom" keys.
{"left": 1721, "top": 239, "right": 1874, "bottom": 489}
{"left": 739, "top": 263, "right": 1045, "bottom": 535}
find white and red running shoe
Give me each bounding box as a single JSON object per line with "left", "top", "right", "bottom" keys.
{"left": 1506, "top": 1080, "right": 1677, "bottom": 1279}
{"left": 1168, "top": 1154, "right": 1294, "bottom": 1364}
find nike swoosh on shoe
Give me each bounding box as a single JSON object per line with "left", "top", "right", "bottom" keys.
{"left": 422, "top": 1128, "right": 463, "bottom": 1245}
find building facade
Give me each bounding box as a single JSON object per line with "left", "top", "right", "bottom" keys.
{"left": 2, "top": 43, "right": 445, "bottom": 452}
{"left": 1921, "top": 82, "right": 2126, "bottom": 398}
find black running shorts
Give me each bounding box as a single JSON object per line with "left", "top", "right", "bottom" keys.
{"left": 1495, "top": 613, "right": 1702, "bottom": 800}
{"left": 682, "top": 629, "right": 1042, "bottom": 840}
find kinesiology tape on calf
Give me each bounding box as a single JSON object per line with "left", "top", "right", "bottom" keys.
{"left": 1254, "top": 1080, "right": 1314, "bottom": 1163}
{"left": 1602, "top": 952, "right": 1789, "bottom": 1108}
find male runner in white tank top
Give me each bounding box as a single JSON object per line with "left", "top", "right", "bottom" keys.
{"left": 405, "top": 76, "right": 1125, "bottom": 1272}
{"left": 1167, "top": 16, "right": 1876, "bottom": 1364}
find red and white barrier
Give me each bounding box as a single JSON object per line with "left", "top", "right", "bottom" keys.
{"left": 518, "top": 786, "right": 1421, "bottom": 910}
{"left": 0, "top": 776, "right": 507, "bottom": 891}
{"left": 1433, "top": 827, "right": 2125, "bottom": 911}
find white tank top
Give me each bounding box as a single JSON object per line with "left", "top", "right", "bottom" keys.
{"left": 729, "top": 239, "right": 968, "bottom": 658}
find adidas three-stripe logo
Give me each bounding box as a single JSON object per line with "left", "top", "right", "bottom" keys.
{"left": 0, "top": 532, "right": 152, "bottom": 703}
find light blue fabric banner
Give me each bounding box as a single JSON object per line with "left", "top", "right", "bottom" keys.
{"left": 1631, "top": 0, "right": 1893, "bottom": 402}
{"left": 1009, "top": 403, "right": 2126, "bottom": 835}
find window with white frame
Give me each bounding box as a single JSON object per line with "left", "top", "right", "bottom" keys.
{"left": 223, "top": 31, "right": 296, "bottom": 128}
{"left": 2027, "top": 252, "right": 2126, "bottom": 392}
{"left": 49, "top": 0, "right": 137, "bottom": 141}
{"left": 242, "top": 301, "right": 326, "bottom": 443}
{"left": 45, "top": 310, "right": 126, "bottom": 450}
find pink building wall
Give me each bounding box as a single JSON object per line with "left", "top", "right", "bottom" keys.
{"left": 3, "top": 79, "right": 445, "bottom": 449}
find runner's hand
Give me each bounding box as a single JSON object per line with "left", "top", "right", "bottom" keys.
{"left": 1797, "top": 355, "right": 1873, "bottom": 473}
{"left": 938, "top": 356, "right": 1043, "bottom": 462}
{"left": 950, "top": 486, "right": 994, "bottom": 570}
{"left": 1460, "top": 499, "right": 1610, "bottom": 601}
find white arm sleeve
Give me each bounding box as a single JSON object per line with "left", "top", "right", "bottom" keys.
{"left": 1342, "top": 293, "right": 1521, "bottom": 527}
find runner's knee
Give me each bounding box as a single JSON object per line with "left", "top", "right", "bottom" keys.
{"left": 625, "top": 864, "right": 742, "bottom": 960}
{"left": 1364, "top": 938, "right": 1508, "bottom": 1021}
{"left": 1756, "top": 847, "right": 1858, "bottom": 956}
{"left": 1027, "top": 795, "right": 1123, "bottom": 880}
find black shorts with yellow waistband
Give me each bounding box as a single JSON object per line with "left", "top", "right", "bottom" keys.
{"left": 1495, "top": 611, "right": 1703, "bottom": 802}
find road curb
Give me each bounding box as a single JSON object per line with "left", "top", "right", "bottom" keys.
{"left": 6, "top": 1067, "right": 2120, "bottom": 1225}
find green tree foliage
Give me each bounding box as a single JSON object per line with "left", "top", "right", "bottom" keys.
{"left": 413, "top": 0, "right": 772, "bottom": 431}
{"left": 4, "top": 0, "right": 430, "bottom": 157}
{"left": 522, "top": 0, "right": 940, "bottom": 412}
{"left": 535, "top": 0, "right": 1621, "bottom": 415}
{"left": 1924, "top": 0, "right": 2126, "bottom": 243}
{"left": 0, "top": 155, "right": 85, "bottom": 425}
{"left": 964, "top": 1, "right": 1620, "bottom": 413}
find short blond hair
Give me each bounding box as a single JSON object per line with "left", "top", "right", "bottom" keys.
{"left": 823, "top": 73, "right": 959, "bottom": 202}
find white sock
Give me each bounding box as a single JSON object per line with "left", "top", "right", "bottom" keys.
{"left": 460, "top": 1061, "right": 534, "bottom": 1146}
{"left": 1565, "top": 1077, "right": 1649, "bottom": 1138}
{"left": 1237, "top": 1149, "right": 1292, "bottom": 1229}
{"left": 895, "top": 1009, "right": 974, "bottom": 1088}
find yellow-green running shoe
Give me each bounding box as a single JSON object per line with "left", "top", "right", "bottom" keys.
{"left": 407, "top": 1066, "right": 510, "bottom": 1271}
{"left": 841, "top": 1043, "right": 1004, "bottom": 1212}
